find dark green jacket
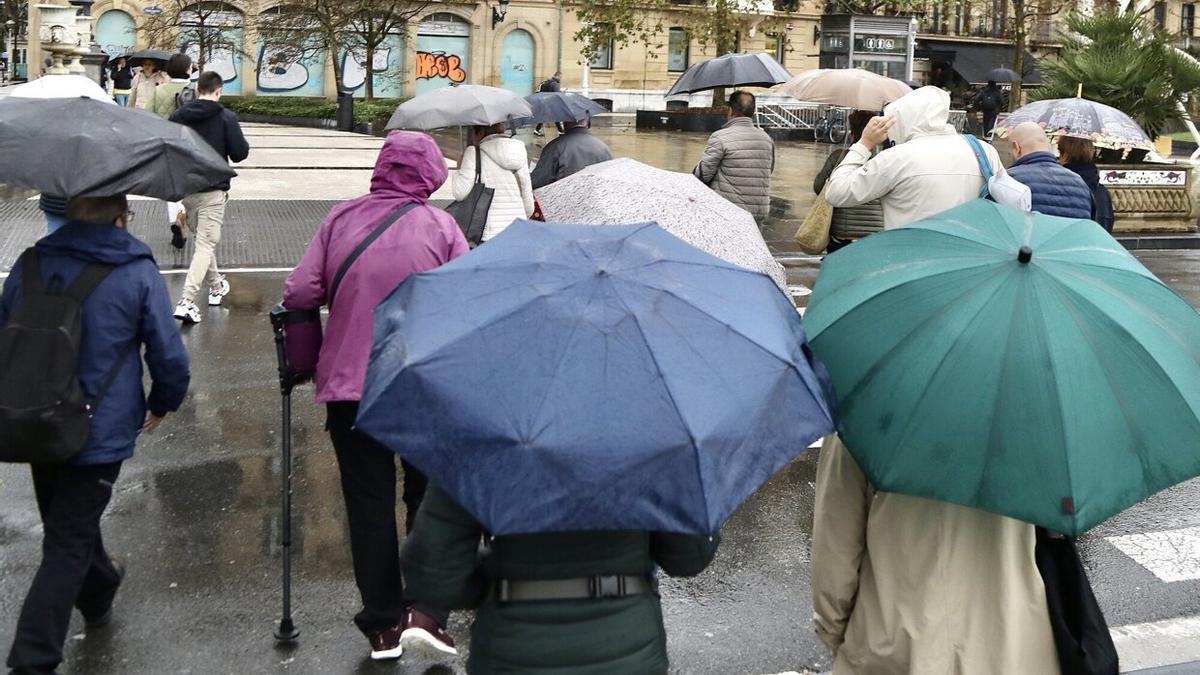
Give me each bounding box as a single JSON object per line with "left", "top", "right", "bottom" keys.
{"left": 403, "top": 486, "right": 721, "bottom": 674}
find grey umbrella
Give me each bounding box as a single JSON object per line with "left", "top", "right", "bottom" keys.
{"left": 987, "top": 67, "right": 1021, "bottom": 82}
{"left": 0, "top": 97, "right": 236, "bottom": 201}
{"left": 535, "top": 158, "right": 788, "bottom": 292}
{"left": 386, "top": 85, "right": 534, "bottom": 131}
{"left": 515, "top": 92, "right": 608, "bottom": 126}
{"left": 125, "top": 49, "right": 173, "bottom": 67}
{"left": 666, "top": 53, "right": 792, "bottom": 97}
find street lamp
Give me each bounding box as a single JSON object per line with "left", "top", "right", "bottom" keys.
{"left": 491, "top": 0, "right": 509, "bottom": 29}
{"left": 5, "top": 19, "right": 14, "bottom": 83}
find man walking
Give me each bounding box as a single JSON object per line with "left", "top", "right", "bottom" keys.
{"left": 534, "top": 71, "right": 563, "bottom": 137}
{"left": 2, "top": 195, "right": 190, "bottom": 675}
{"left": 1005, "top": 121, "right": 1094, "bottom": 220}
{"left": 973, "top": 80, "right": 1004, "bottom": 137}
{"left": 170, "top": 71, "right": 250, "bottom": 324}
{"left": 530, "top": 120, "right": 613, "bottom": 189}
{"left": 693, "top": 91, "right": 775, "bottom": 223}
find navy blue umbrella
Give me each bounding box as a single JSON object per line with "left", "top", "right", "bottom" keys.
{"left": 516, "top": 92, "right": 608, "bottom": 126}
{"left": 357, "top": 221, "right": 837, "bottom": 535}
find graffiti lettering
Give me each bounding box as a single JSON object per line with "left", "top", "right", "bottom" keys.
{"left": 416, "top": 51, "right": 466, "bottom": 83}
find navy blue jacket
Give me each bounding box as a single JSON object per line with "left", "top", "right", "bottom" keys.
{"left": 1007, "top": 151, "right": 1094, "bottom": 220}
{"left": 0, "top": 222, "right": 190, "bottom": 465}
{"left": 1064, "top": 161, "right": 1116, "bottom": 232}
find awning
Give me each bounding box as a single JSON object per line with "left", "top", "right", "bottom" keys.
{"left": 917, "top": 39, "right": 1041, "bottom": 85}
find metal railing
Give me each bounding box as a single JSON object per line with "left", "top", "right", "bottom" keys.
{"left": 756, "top": 102, "right": 827, "bottom": 130}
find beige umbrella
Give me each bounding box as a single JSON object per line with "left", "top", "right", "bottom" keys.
{"left": 777, "top": 68, "right": 913, "bottom": 111}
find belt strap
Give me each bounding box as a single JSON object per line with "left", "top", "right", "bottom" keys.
{"left": 495, "top": 575, "right": 658, "bottom": 603}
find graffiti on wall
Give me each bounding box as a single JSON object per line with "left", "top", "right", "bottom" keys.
{"left": 340, "top": 35, "right": 405, "bottom": 98}
{"left": 257, "top": 45, "right": 325, "bottom": 96}
{"left": 96, "top": 10, "right": 136, "bottom": 57}
{"left": 181, "top": 30, "right": 243, "bottom": 95}
{"left": 416, "top": 51, "right": 466, "bottom": 83}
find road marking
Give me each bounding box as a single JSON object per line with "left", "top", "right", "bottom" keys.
{"left": 1108, "top": 525, "right": 1200, "bottom": 582}
{"left": 1111, "top": 614, "right": 1200, "bottom": 671}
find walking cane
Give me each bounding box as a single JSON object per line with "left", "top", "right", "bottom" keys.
{"left": 269, "top": 305, "right": 318, "bottom": 644}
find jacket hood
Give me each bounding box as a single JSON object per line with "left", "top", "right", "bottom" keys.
{"left": 1065, "top": 160, "right": 1101, "bottom": 188}
{"left": 36, "top": 221, "right": 155, "bottom": 266}
{"left": 884, "top": 86, "right": 953, "bottom": 144}
{"left": 171, "top": 99, "right": 225, "bottom": 124}
{"left": 370, "top": 131, "right": 448, "bottom": 200}
{"left": 480, "top": 135, "right": 531, "bottom": 171}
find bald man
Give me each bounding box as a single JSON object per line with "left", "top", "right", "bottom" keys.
{"left": 1006, "top": 122, "right": 1094, "bottom": 220}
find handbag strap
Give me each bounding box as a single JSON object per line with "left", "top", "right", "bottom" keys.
{"left": 328, "top": 203, "right": 419, "bottom": 308}
{"left": 474, "top": 142, "right": 485, "bottom": 185}
{"left": 964, "top": 134, "right": 993, "bottom": 199}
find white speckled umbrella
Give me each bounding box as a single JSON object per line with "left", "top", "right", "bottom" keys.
{"left": 535, "top": 158, "right": 787, "bottom": 292}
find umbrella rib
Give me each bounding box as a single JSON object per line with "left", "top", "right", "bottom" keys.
{"left": 862, "top": 266, "right": 1015, "bottom": 453}
{"left": 608, "top": 279, "right": 708, "bottom": 526}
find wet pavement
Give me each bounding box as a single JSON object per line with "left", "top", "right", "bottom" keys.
{"left": 0, "top": 254, "right": 1198, "bottom": 674}
{"left": 3, "top": 122, "right": 1200, "bottom": 673}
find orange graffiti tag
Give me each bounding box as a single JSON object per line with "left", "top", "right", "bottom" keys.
{"left": 416, "top": 51, "right": 466, "bottom": 83}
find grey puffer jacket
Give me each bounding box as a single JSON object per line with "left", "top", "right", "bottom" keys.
{"left": 695, "top": 117, "right": 775, "bottom": 222}
{"left": 815, "top": 149, "right": 884, "bottom": 241}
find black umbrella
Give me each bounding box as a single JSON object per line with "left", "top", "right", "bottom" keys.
{"left": 666, "top": 53, "right": 792, "bottom": 97}
{"left": 125, "top": 49, "right": 173, "bottom": 67}
{"left": 987, "top": 67, "right": 1021, "bottom": 82}
{"left": 0, "top": 97, "right": 236, "bottom": 201}
{"left": 514, "top": 92, "right": 608, "bottom": 126}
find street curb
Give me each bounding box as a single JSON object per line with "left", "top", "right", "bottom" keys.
{"left": 1118, "top": 234, "right": 1200, "bottom": 250}
{"left": 1124, "top": 662, "right": 1200, "bottom": 674}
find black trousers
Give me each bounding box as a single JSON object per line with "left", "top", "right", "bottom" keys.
{"left": 983, "top": 111, "right": 998, "bottom": 137}
{"left": 326, "top": 402, "right": 448, "bottom": 636}
{"left": 7, "top": 461, "right": 123, "bottom": 674}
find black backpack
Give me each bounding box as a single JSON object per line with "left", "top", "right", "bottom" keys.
{"left": 0, "top": 250, "right": 130, "bottom": 463}
{"left": 176, "top": 84, "right": 197, "bottom": 109}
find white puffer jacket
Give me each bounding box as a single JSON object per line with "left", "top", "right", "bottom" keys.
{"left": 453, "top": 135, "right": 535, "bottom": 241}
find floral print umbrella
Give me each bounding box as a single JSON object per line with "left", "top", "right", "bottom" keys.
{"left": 994, "top": 98, "right": 1154, "bottom": 151}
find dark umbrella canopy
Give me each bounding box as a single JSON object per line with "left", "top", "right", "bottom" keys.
{"left": 0, "top": 97, "right": 236, "bottom": 201}
{"left": 987, "top": 67, "right": 1021, "bottom": 82}
{"left": 666, "top": 53, "right": 792, "bottom": 97}
{"left": 515, "top": 92, "right": 608, "bottom": 125}
{"left": 125, "top": 49, "right": 173, "bottom": 67}
{"left": 357, "top": 221, "right": 836, "bottom": 535}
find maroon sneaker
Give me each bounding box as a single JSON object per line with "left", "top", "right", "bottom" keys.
{"left": 367, "top": 624, "right": 404, "bottom": 661}
{"left": 400, "top": 609, "right": 457, "bottom": 656}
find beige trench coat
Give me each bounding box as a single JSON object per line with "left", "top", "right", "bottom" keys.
{"left": 812, "top": 436, "right": 1061, "bottom": 675}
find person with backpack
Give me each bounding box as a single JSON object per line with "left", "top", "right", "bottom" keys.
{"left": 169, "top": 71, "right": 250, "bottom": 325}
{"left": 153, "top": 53, "right": 196, "bottom": 249}
{"left": 0, "top": 195, "right": 190, "bottom": 675}
{"left": 972, "top": 80, "right": 1005, "bottom": 138}
{"left": 283, "top": 131, "right": 468, "bottom": 662}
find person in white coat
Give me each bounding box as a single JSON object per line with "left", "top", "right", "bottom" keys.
{"left": 824, "top": 86, "right": 1005, "bottom": 229}
{"left": 453, "top": 125, "right": 535, "bottom": 242}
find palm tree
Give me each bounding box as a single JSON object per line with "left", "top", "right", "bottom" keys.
{"left": 1034, "top": 11, "right": 1200, "bottom": 140}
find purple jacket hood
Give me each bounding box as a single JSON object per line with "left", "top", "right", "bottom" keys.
{"left": 282, "top": 131, "right": 469, "bottom": 404}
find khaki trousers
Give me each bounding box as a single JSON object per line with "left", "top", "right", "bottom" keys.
{"left": 180, "top": 190, "right": 227, "bottom": 304}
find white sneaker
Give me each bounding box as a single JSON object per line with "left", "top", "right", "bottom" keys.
{"left": 208, "top": 275, "right": 230, "bottom": 307}
{"left": 174, "top": 300, "right": 201, "bottom": 324}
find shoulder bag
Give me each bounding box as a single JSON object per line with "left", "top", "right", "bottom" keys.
{"left": 1034, "top": 528, "right": 1120, "bottom": 675}
{"left": 794, "top": 188, "right": 834, "bottom": 255}
{"left": 965, "top": 134, "right": 1032, "bottom": 211}
{"left": 271, "top": 203, "right": 418, "bottom": 385}
{"left": 445, "top": 145, "right": 495, "bottom": 247}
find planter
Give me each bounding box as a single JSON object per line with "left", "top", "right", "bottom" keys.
{"left": 1100, "top": 164, "right": 1198, "bottom": 233}
{"left": 636, "top": 109, "right": 728, "bottom": 133}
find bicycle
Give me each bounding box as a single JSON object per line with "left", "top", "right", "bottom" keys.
{"left": 813, "top": 106, "right": 849, "bottom": 144}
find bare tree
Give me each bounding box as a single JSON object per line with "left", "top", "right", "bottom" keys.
{"left": 140, "top": 0, "right": 254, "bottom": 72}
{"left": 1009, "top": 0, "right": 1071, "bottom": 105}
{"left": 343, "top": 0, "right": 431, "bottom": 99}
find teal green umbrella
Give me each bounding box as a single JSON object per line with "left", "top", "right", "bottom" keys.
{"left": 805, "top": 200, "right": 1200, "bottom": 536}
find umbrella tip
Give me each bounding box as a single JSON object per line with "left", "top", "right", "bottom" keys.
{"left": 1018, "top": 246, "right": 1033, "bottom": 264}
